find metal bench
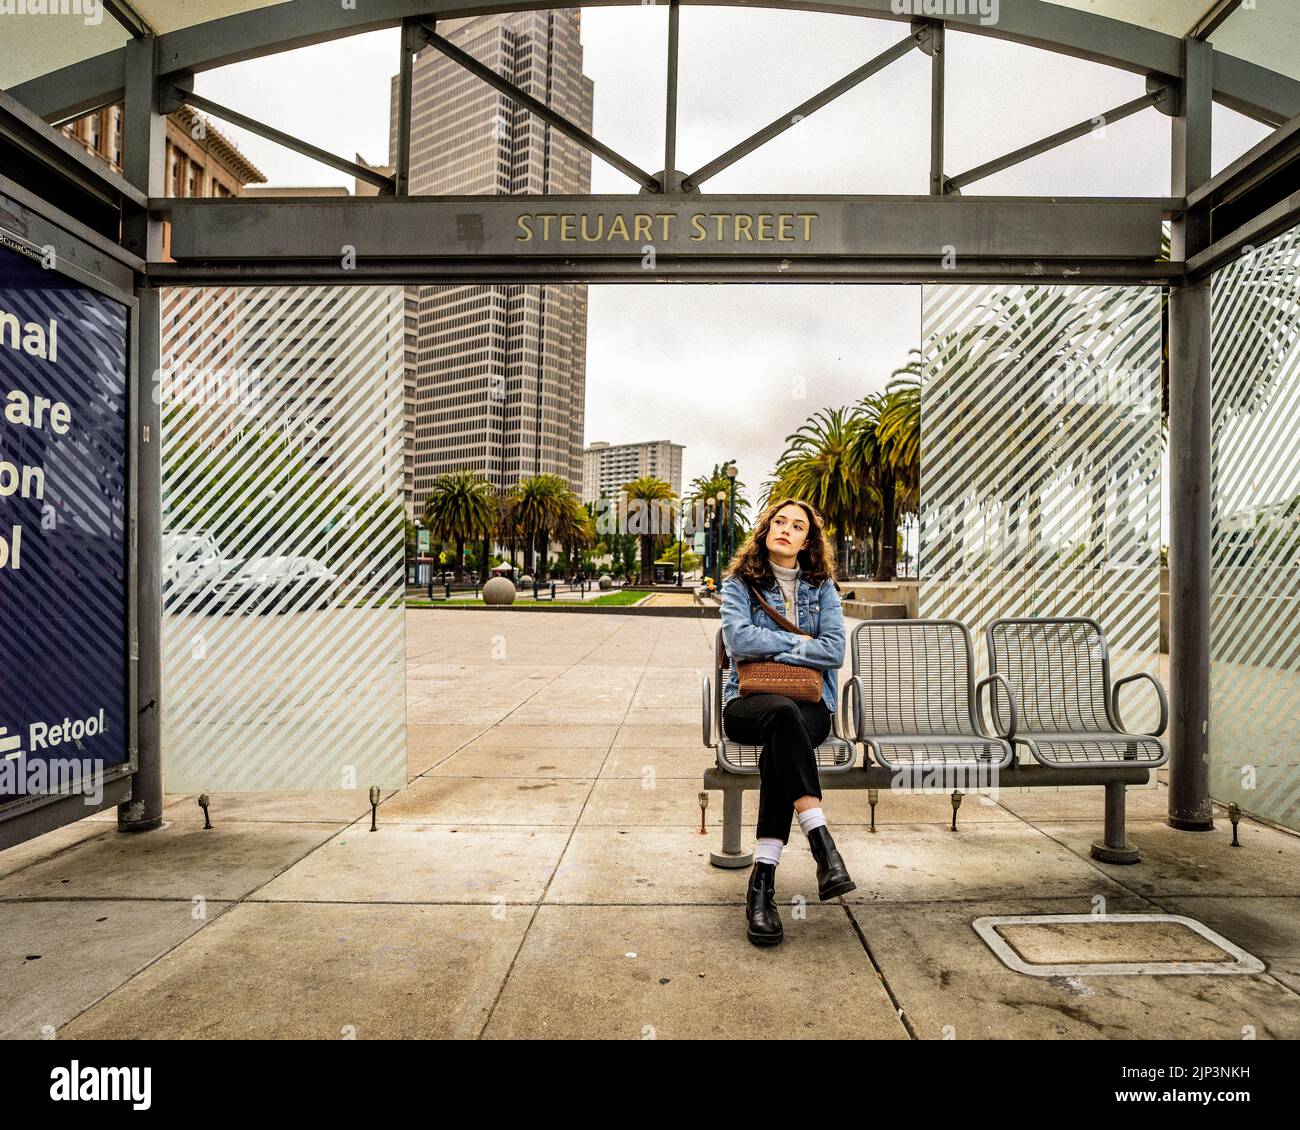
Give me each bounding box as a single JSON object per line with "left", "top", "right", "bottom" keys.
{"left": 700, "top": 626, "right": 856, "bottom": 867}
{"left": 700, "top": 615, "right": 1162, "bottom": 868}
{"left": 984, "top": 616, "right": 1169, "bottom": 863}
{"left": 984, "top": 616, "right": 1169, "bottom": 769}
{"left": 843, "top": 619, "right": 1015, "bottom": 772}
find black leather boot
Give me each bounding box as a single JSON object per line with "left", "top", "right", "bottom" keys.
{"left": 745, "top": 861, "right": 783, "bottom": 946}
{"left": 807, "top": 824, "right": 856, "bottom": 900}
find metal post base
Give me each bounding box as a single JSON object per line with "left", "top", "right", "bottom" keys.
{"left": 1090, "top": 840, "right": 1140, "bottom": 864}
{"left": 1167, "top": 816, "right": 1215, "bottom": 831}
{"left": 1092, "top": 779, "right": 1140, "bottom": 863}
{"left": 709, "top": 785, "right": 752, "bottom": 869}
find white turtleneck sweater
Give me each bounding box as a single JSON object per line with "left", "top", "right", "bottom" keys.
{"left": 769, "top": 559, "right": 800, "bottom": 625}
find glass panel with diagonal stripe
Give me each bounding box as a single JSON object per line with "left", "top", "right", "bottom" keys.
{"left": 159, "top": 284, "right": 406, "bottom": 792}
{"left": 1210, "top": 225, "right": 1300, "bottom": 832}
{"left": 918, "top": 283, "right": 1164, "bottom": 738}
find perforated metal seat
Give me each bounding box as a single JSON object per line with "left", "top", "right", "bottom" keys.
{"left": 985, "top": 617, "right": 1168, "bottom": 769}
{"left": 702, "top": 627, "right": 856, "bottom": 775}
{"left": 844, "top": 619, "right": 1015, "bottom": 770}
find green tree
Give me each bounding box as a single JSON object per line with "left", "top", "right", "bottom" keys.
{"left": 422, "top": 470, "right": 497, "bottom": 583}
{"left": 620, "top": 475, "right": 676, "bottom": 585}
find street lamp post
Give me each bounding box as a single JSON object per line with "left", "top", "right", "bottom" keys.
{"left": 681, "top": 499, "right": 691, "bottom": 585}
{"left": 704, "top": 497, "right": 715, "bottom": 584}
{"left": 725, "top": 461, "right": 737, "bottom": 567}
{"left": 714, "top": 489, "right": 726, "bottom": 587}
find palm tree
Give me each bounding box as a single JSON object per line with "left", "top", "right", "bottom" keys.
{"left": 845, "top": 394, "right": 885, "bottom": 577}
{"left": 621, "top": 475, "right": 676, "bottom": 585}
{"left": 769, "top": 406, "right": 860, "bottom": 579}
{"left": 422, "top": 470, "right": 497, "bottom": 583}
{"left": 553, "top": 492, "right": 596, "bottom": 577}
{"left": 510, "top": 473, "right": 570, "bottom": 580}
{"left": 875, "top": 358, "right": 922, "bottom": 580}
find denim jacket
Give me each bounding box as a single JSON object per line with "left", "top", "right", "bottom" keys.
{"left": 719, "top": 571, "right": 845, "bottom": 718}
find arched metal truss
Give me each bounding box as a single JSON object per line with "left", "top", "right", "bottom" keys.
{"left": 10, "top": 0, "right": 1300, "bottom": 126}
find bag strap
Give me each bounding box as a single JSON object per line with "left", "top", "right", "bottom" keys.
{"left": 744, "top": 578, "right": 809, "bottom": 637}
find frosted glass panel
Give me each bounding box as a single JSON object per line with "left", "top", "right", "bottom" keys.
{"left": 918, "top": 283, "right": 1164, "bottom": 738}
{"left": 159, "top": 285, "right": 406, "bottom": 791}
{"left": 1210, "top": 225, "right": 1300, "bottom": 832}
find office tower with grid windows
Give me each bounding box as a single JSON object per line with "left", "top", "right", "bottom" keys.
{"left": 391, "top": 11, "right": 594, "bottom": 514}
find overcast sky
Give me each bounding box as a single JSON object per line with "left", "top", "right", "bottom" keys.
{"left": 192, "top": 7, "right": 1273, "bottom": 527}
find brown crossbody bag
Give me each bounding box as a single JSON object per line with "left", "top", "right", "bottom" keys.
{"left": 731, "top": 580, "right": 824, "bottom": 703}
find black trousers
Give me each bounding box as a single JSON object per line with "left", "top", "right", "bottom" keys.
{"left": 722, "top": 693, "right": 832, "bottom": 844}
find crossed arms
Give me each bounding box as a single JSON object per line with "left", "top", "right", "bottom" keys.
{"left": 719, "top": 576, "right": 847, "bottom": 672}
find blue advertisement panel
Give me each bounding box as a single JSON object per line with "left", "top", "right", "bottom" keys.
{"left": 0, "top": 240, "right": 129, "bottom": 804}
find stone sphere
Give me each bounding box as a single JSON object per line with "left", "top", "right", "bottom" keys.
{"left": 598, "top": 573, "right": 612, "bottom": 590}
{"left": 482, "top": 577, "right": 517, "bottom": 605}
{"left": 518, "top": 574, "right": 534, "bottom": 587}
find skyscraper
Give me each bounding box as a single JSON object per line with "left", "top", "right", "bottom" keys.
{"left": 391, "top": 11, "right": 594, "bottom": 514}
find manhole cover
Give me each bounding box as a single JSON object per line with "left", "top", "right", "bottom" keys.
{"left": 972, "top": 914, "right": 1265, "bottom": 977}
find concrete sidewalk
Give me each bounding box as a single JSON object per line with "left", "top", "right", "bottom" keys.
{"left": 2, "top": 610, "right": 1298, "bottom": 1039}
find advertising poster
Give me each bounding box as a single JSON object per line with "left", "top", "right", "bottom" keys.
{"left": 0, "top": 239, "right": 129, "bottom": 805}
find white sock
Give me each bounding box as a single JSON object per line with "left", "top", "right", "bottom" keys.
{"left": 797, "top": 807, "right": 828, "bottom": 837}
{"left": 754, "top": 838, "right": 783, "bottom": 866}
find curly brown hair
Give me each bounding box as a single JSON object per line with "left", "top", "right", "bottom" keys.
{"left": 723, "top": 497, "right": 837, "bottom": 588}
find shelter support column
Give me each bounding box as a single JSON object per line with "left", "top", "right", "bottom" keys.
{"left": 1167, "top": 37, "right": 1214, "bottom": 831}
{"left": 119, "top": 36, "right": 165, "bottom": 833}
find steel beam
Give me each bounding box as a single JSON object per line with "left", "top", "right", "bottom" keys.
{"left": 1190, "top": 0, "right": 1245, "bottom": 42}
{"left": 159, "top": 193, "right": 1168, "bottom": 263}
{"left": 1187, "top": 188, "right": 1300, "bottom": 281}
{"left": 395, "top": 20, "right": 417, "bottom": 196}
{"left": 1211, "top": 50, "right": 1300, "bottom": 127}
{"left": 680, "top": 32, "right": 920, "bottom": 191}
{"left": 103, "top": 0, "right": 152, "bottom": 38}
{"left": 1185, "top": 110, "right": 1300, "bottom": 212}
{"left": 414, "top": 22, "right": 660, "bottom": 192}
{"left": 0, "top": 87, "right": 145, "bottom": 211}
{"left": 926, "top": 22, "right": 945, "bottom": 197}
{"left": 168, "top": 87, "right": 395, "bottom": 192}
{"left": 9, "top": 2, "right": 1300, "bottom": 129}
{"left": 118, "top": 36, "right": 164, "bottom": 835}
{"left": 0, "top": 175, "right": 140, "bottom": 289}
{"left": 664, "top": 0, "right": 680, "bottom": 194}
{"left": 945, "top": 88, "right": 1172, "bottom": 194}
{"left": 144, "top": 258, "right": 1181, "bottom": 286}
{"left": 1167, "top": 37, "right": 1215, "bottom": 834}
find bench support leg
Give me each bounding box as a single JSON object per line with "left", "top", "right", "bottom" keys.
{"left": 709, "top": 788, "right": 753, "bottom": 869}
{"left": 1090, "top": 780, "right": 1140, "bottom": 864}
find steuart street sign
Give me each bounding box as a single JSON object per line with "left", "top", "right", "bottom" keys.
{"left": 513, "top": 209, "right": 821, "bottom": 245}
{"left": 158, "top": 195, "right": 1172, "bottom": 284}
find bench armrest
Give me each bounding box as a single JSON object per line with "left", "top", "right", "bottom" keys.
{"left": 1112, "top": 671, "right": 1168, "bottom": 738}
{"left": 701, "top": 674, "right": 713, "bottom": 747}
{"left": 840, "top": 674, "right": 864, "bottom": 743}
{"left": 976, "top": 673, "right": 1018, "bottom": 741}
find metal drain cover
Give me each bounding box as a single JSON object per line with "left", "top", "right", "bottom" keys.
{"left": 973, "top": 914, "right": 1266, "bottom": 977}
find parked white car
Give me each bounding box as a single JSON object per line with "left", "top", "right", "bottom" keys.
{"left": 210, "top": 555, "right": 339, "bottom": 614}
{"left": 162, "top": 531, "right": 227, "bottom": 613}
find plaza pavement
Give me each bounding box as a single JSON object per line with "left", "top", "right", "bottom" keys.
{"left": 2, "top": 608, "right": 1298, "bottom": 1039}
